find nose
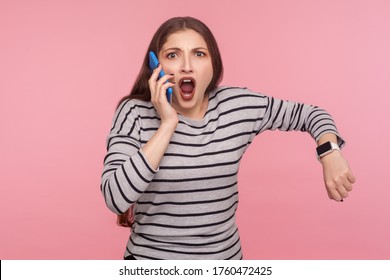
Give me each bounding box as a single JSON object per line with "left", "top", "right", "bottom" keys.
{"left": 180, "top": 54, "right": 193, "bottom": 73}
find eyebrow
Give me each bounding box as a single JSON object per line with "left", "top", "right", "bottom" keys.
{"left": 162, "top": 47, "right": 208, "bottom": 53}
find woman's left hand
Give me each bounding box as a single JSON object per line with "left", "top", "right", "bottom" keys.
{"left": 320, "top": 151, "right": 356, "bottom": 202}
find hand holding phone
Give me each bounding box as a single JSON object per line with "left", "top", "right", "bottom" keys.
{"left": 149, "top": 51, "right": 173, "bottom": 104}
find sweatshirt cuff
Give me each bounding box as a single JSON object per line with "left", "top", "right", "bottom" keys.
{"left": 316, "top": 131, "right": 346, "bottom": 149}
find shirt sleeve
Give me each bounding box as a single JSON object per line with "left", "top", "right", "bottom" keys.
{"left": 100, "top": 99, "right": 157, "bottom": 214}
{"left": 255, "top": 92, "right": 345, "bottom": 147}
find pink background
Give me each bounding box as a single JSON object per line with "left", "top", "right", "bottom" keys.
{"left": 1, "top": 0, "right": 389, "bottom": 259}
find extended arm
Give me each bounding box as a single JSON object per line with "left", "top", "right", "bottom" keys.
{"left": 256, "top": 94, "right": 356, "bottom": 201}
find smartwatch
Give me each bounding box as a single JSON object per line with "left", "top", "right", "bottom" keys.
{"left": 316, "top": 141, "right": 340, "bottom": 160}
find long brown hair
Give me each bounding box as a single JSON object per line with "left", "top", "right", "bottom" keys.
{"left": 117, "top": 16, "right": 224, "bottom": 227}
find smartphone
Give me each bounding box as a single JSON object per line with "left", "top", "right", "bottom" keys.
{"left": 149, "top": 51, "right": 173, "bottom": 104}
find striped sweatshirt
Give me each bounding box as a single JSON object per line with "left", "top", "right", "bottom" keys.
{"left": 101, "top": 86, "right": 344, "bottom": 260}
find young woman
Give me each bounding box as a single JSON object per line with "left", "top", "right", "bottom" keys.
{"left": 101, "top": 17, "right": 355, "bottom": 260}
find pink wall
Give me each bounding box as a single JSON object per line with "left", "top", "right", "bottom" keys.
{"left": 1, "top": 0, "right": 389, "bottom": 259}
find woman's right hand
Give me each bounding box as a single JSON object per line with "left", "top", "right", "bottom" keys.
{"left": 148, "top": 64, "right": 178, "bottom": 129}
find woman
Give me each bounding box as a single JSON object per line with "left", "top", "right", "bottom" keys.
{"left": 101, "top": 17, "right": 355, "bottom": 260}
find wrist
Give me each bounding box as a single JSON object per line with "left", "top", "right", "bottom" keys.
{"left": 319, "top": 149, "right": 341, "bottom": 164}
{"left": 160, "top": 118, "right": 178, "bottom": 132}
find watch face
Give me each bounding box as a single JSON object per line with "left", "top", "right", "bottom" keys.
{"left": 316, "top": 142, "right": 332, "bottom": 156}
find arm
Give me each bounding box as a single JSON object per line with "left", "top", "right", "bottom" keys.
{"left": 101, "top": 102, "right": 158, "bottom": 214}
{"left": 101, "top": 65, "right": 177, "bottom": 214}
{"left": 317, "top": 133, "right": 356, "bottom": 202}
{"left": 142, "top": 64, "right": 178, "bottom": 169}
{"left": 257, "top": 94, "right": 355, "bottom": 201}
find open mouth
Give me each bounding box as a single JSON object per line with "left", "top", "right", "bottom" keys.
{"left": 179, "top": 77, "right": 196, "bottom": 100}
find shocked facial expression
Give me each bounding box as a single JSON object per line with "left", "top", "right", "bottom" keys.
{"left": 159, "top": 29, "right": 213, "bottom": 119}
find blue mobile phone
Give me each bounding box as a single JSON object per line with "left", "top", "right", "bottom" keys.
{"left": 149, "top": 51, "right": 173, "bottom": 104}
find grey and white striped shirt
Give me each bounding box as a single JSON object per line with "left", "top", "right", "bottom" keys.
{"left": 101, "top": 86, "right": 344, "bottom": 259}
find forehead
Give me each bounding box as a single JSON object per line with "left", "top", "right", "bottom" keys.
{"left": 162, "top": 29, "right": 208, "bottom": 49}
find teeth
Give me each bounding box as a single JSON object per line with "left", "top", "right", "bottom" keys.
{"left": 183, "top": 79, "right": 192, "bottom": 83}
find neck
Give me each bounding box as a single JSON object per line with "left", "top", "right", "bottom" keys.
{"left": 174, "top": 94, "right": 209, "bottom": 120}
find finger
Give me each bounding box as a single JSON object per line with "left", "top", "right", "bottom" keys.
{"left": 152, "top": 66, "right": 165, "bottom": 98}
{"left": 156, "top": 81, "right": 175, "bottom": 103}
{"left": 348, "top": 171, "right": 356, "bottom": 184}
{"left": 148, "top": 65, "right": 162, "bottom": 98}
{"left": 338, "top": 169, "right": 354, "bottom": 192}
{"left": 337, "top": 186, "right": 349, "bottom": 199}
{"left": 149, "top": 64, "right": 162, "bottom": 83}
{"left": 332, "top": 175, "right": 350, "bottom": 198}
{"left": 148, "top": 65, "right": 162, "bottom": 89}
{"left": 152, "top": 64, "right": 162, "bottom": 78}
{"left": 156, "top": 73, "right": 174, "bottom": 87}
{"left": 326, "top": 188, "right": 333, "bottom": 200}
{"left": 343, "top": 177, "right": 353, "bottom": 192}
{"left": 155, "top": 73, "right": 174, "bottom": 99}
{"left": 329, "top": 188, "right": 343, "bottom": 202}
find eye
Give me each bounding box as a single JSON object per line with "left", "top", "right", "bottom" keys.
{"left": 195, "top": 51, "right": 205, "bottom": 57}
{"left": 167, "top": 52, "right": 178, "bottom": 59}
